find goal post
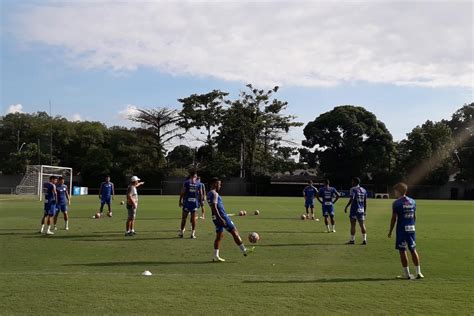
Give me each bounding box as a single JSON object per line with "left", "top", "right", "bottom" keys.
{"left": 16, "top": 165, "right": 73, "bottom": 201}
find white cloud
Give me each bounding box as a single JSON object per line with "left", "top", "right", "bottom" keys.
{"left": 12, "top": 1, "right": 473, "bottom": 88}
{"left": 118, "top": 104, "right": 139, "bottom": 120}
{"left": 69, "top": 113, "right": 82, "bottom": 121}
{"left": 7, "top": 104, "right": 23, "bottom": 114}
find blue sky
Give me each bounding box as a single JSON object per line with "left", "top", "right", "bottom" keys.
{"left": 1, "top": 0, "right": 472, "bottom": 147}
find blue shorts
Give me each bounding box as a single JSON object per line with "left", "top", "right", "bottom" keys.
{"left": 101, "top": 197, "right": 111, "bottom": 206}
{"left": 305, "top": 200, "right": 314, "bottom": 208}
{"left": 183, "top": 203, "right": 199, "bottom": 213}
{"left": 44, "top": 202, "right": 57, "bottom": 216}
{"left": 212, "top": 215, "right": 236, "bottom": 233}
{"left": 396, "top": 232, "right": 416, "bottom": 251}
{"left": 350, "top": 210, "right": 366, "bottom": 221}
{"left": 56, "top": 204, "right": 68, "bottom": 213}
{"left": 322, "top": 205, "right": 335, "bottom": 216}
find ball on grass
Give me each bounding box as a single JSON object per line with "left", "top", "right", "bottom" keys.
{"left": 248, "top": 232, "right": 260, "bottom": 244}
{"left": 93, "top": 212, "right": 101, "bottom": 219}
{"left": 254, "top": 210, "right": 260, "bottom": 215}
{"left": 301, "top": 214, "right": 307, "bottom": 220}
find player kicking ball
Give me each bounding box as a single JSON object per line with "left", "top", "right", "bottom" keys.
{"left": 317, "top": 179, "right": 340, "bottom": 232}
{"left": 303, "top": 180, "right": 318, "bottom": 220}
{"left": 388, "top": 183, "right": 424, "bottom": 280}
{"left": 40, "top": 176, "right": 58, "bottom": 235}
{"left": 53, "top": 176, "right": 70, "bottom": 231}
{"left": 344, "top": 177, "right": 368, "bottom": 245}
{"left": 207, "top": 178, "right": 253, "bottom": 262}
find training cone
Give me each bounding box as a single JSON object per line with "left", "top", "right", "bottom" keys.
{"left": 142, "top": 270, "right": 152, "bottom": 276}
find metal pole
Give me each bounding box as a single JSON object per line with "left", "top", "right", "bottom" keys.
{"left": 37, "top": 138, "right": 41, "bottom": 164}
{"left": 49, "top": 100, "right": 53, "bottom": 165}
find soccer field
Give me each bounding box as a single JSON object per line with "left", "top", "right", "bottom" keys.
{"left": 0, "top": 195, "right": 472, "bottom": 315}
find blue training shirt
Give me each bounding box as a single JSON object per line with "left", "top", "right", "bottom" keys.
{"left": 44, "top": 182, "right": 56, "bottom": 203}
{"left": 100, "top": 182, "right": 113, "bottom": 198}
{"left": 303, "top": 185, "right": 317, "bottom": 201}
{"left": 319, "top": 186, "right": 338, "bottom": 205}
{"left": 350, "top": 185, "right": 367, "bottom": 213}
{"left": 56, "top": 184, "right": 68, "bottom": 205}
{"left": 392, "top": 196, "right": 416, "bottom": 233}
{"left": 183, "top": 179, "right": 200, "bottom": 208}
{"left": 207, "top": 190, "right": 227, "bottom": 217}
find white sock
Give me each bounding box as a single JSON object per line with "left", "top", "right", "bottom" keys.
{"left": 131, "top": 229, "right": 135, "bottom": 233}
{"left": 363, "top": 233, "right": 367, "bottom": 241}
{"left": 41, "top": 224, "right": 45, "bottom": 231}
{"left": 326, "top": 225, "right": 330, "bottom": 231}
{"left": 192, "top": 230, "right": 196, "bottom": 236}
{"left": 403, "top": 267, "right": 410, "bottom": 277}
{"left": 214, "top": 249, "right": 219, "bottom": 257}
{"left": 239, "top": 243, "right": 247, "bottom": 253}
{"left": 180, "top": 229, "right": 185, "bottom": 234}
{"left": 350, "top": 235, "right": 355, "bottom": 241}
{"left": 415, "top": 266, "right": 421, "bottom": 275}
{"left": 47, "top": 225, "right": 51, "bottom": 232}
{"left": 332, "top": 224, "right": 335, "bottom": 230}
{"left": 65, "top": 220, "right": 68, "bottom": 228}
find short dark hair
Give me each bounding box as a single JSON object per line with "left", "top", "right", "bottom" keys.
{"left": 211, "top": 177, "right": 220, "bottom": 185}
{"left": 324, "top": 179, "right": 330, "bottom": 185}
{"left": 308, "top": 180, "right": 313, "bottom": 184}
{"left": 189, "top": 170, "right": 197, "bottom": 177}
{"left": 49, "top": 176, "right": 57, "bottom": 181}
{"left": 105, "top": 175, "right": 110, "bottom": 178}
{"left": 58, "top": 176, "right": 64, "bottom": 181}
{"left": 352, "top": 177, "right": 361, "bottom": 185}
{"left": 393, "top": 182, "right": 408, "bottom": 195}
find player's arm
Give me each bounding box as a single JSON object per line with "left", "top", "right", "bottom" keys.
{"left": 344, "top": 196, "right": 353, "bottom": 213}
{"left": 136, "top": 181, "right": 145, "bottom": 188}
{"left": 179, "top": 185, "right": 185, "bottom": 207}
{"left": 364, "top": 195, "right": 367, "bottom": 213}
{"left": 210, "top": 193, "right": 226, "bottom": 226}
{"left": 316, "top": 191, "right": 323, "bottom": 204}
{"left": 388, "top": 212, "right": 397, "bottom": 238}
{"left": 112, "top": 183, "right": 115, "bottom": 200}
{"left": 66, "top": 186, "right": 71, "bottom": 205}
{"left": 53, "top": 184, "right": 58, "bottom": 204}
{"left": 99, "top": 182, "right": 102, "bottom": 199}
{"left": 333, "top": 190, "right": 340, "bottom": 204}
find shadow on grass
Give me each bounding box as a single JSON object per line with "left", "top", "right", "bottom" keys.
{"left": 257, "top": 230, "right": 327, "bottom": 234}
{"left": 71, "top": 237, "right": 181, "bottom": 242}
{"left": 68, "top": 260, "right": 219, "bottom": 267}
{"left": 258, "top": 243, "right": 347, "bottom": 247}
{"left": 243, "top": 277, "right": 398, "bottom": 284}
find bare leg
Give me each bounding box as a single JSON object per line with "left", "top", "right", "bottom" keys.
{"left": 324, "top": 216, "right": 329, "bottom": 226}
{"left": 214, "top": 232, "right": 223, "bottom": 250}
{"left": 350, "top": 218, "right": 356, "bottom": 236}
{"left": 399, "top": 250, "right": 409, "bottom": 267}
{"left": 410, "top": 249, "right": 420, "bottom": 266}
{"left": 230, "top": 229, "right": 243, "bottom": 245}
{"left": 330, "top": 215, "right": 335, "bottom": 226}
{"left": 190, "top": 212, "right": 196, "bottom": 231}
{"left": 180, "top": 211, "right": 188, "bottom": 231}
{"left": 358, "top": 220, "right": 367, "bottom": 234}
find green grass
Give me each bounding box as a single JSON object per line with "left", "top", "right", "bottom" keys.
{"left": 0, "top": 195, "right": 473, "bottom": 315}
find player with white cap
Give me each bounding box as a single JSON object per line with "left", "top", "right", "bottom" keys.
{"left": 125, "top": 175, "right": 145, "bottom": 236}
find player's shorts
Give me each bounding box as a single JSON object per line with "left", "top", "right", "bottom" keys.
{"left": 322, "top": 204, "right": 335, "bottom": 216}
{"left": 350, "top": 209, "right": 366, "bottom": 221}
{"left": 44, "top": 201, "right": 57, "bottom": 216}
{"left": 212, "top": 214, "right": 236, "bottom": 233}
{"left": 56, "top": 204, "right": 68, "bottom": 213}
{"left": 183, "top": 203, "right": 198, "bottom": 213}
{"left": 101, "top": 197, "right": 112, "bottom": 205}
{"left": 127, "top": 204, "right": 137, "bottom": 220}
{"left": 396, "top": 231, "right": 416, "bottom": 251}
{"left": 305, "top": 200, "right": 314, "bottom": 208}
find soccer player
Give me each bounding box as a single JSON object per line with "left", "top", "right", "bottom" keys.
{"left": 40, "top": 176, "right": 58, "bottom": 235}
{"left": 178, "top": 171, "right": 200, "bottom": 238}
{"left": 316, "top": 179, "right": 340, "bottom": 232}
{"left": 207, "top": 177, "right": 252, "bottom": 262}
{"left": 125, "top": 176, "right": 144, "bottom": 236}
{"left": 388, "top": 182, "right": 424, "bottom": 280}
{"left": 53, "top": 176, "right": 70, "bottom": 231}
{"left": 197, "top": 176, "right": 206, "bottom": 220}
{"left": 303, "top": 180, "right": 318, "bottom": 220}
{"left": 99, "top": 176, "right": 114, "bottom": 217}
{"left": 344, "top": 177, "right": 368, "bottom": 245}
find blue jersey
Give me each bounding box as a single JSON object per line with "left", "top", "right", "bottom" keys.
{"left": 44, "top": 182, "right": 56, "bottom": 203}
{"left": 303, "top": 186, "right": 317, "bottom": 201}
{"left": 100, "top": 182, "right": 113, "bottom": 198}
{"left": 319, "top": 186, "right": 338, "bottom": 205}
{"left": 183, "top": 179, "right": 200, "bottom": 209}
{"left": 393, "top": 196, "right": 416, "bottom": 234}
{"left": 56, "top": 184, "right": 68, "bottom": 205}
{"left": 207, "top": 190, "right": 227, "bottom": 217}
{"left": 349, "top": 185, "right": 367, "bottom": 213}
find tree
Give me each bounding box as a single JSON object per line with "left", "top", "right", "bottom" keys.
{"left": 396, "top": 120, "right": 454, "bottom": 185}
{"left": 178, "top": 90, "right": 228, "bottom": 147}
{"left": 129, "top": 107, "right": 185, "bottom": 165}
{"left": 167, "top": 145, "right": 195, "bottom": 168}
{"left": 303, "top": 105, "right": 394, "bottom": 184}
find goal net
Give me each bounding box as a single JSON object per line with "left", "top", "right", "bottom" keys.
{"left": 15, "top": 165, "right": 73, "bottom": 201}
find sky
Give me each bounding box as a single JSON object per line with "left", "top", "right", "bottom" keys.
{"left": 1, "top": 0, "right": 472, "bottom": 149}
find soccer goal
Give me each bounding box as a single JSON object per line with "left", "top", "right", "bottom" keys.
{"left": 15, "top": 165, "right": 73, "bottom": 201}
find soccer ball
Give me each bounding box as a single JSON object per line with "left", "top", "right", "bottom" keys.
{"left": 107, "top": 212, "right": 113, "bottom": 218}
{"left": 254, "top": 210, "right": 260, "bottom": 215}
{"left": 120, "top": 201, "right": 125, "bottom": 205}
{"left": 93, "top": 212, "right": 101, "bottom": 219}
{"left": 239, "top": 210, "right": 246, "bottom": 216}
{"left": 243, "top": 210, "right": 247, "bottom": 216}
{"left": 248, "top": 232, "right": 260, "bottom": 243}
{"left": 301, "top": 214, "right": 307, "bottom": 220}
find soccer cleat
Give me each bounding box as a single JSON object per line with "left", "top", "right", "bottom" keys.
{"left": 397, "top": 274, "right": 414, "bottom": 280}
{"left": 125, "top": 232, "right": 132, "bottom": 236}
{"left": 416, "top": 273, "right": 424, "bottom": 279}
{"left": 332, "top": 229, "right": 336, "bottom": 233}
{"left": 362, "top": 240, "right": 367, "bottom": 245}
{"left": 65, "top": 227, "right": 69, "bottom": 231}
{"left": 46, "top": 230, "right": 55, "bottom": 235}
{"left": 212, "top": 256, "right": 226, "bottom": 262}
{"left": 346, "top": 240, "right": 355, "bottom": 245}
{"left": 243, "top": 246, "right": 255, "bottom": 257}
{"left": 190, "top": 234, "right": 196, "bottom": 239}
{"left": 178, "top": 232, "right": 184, "bottom": 238}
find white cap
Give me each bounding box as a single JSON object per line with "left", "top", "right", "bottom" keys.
{"left": 131, "top": 176, "right": 140, "bottom": 182}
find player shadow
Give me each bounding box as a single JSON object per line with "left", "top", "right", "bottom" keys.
{"left": 92, "top": 230, "right": 177, "bottom": 234}
{"left": 71, "top": 236, "right": 181, "bottom": 242}
{"left": 243, "top": 277, "right": 398, "bottom": 284}
{"left": 256, "top": 230, "right": 326, "bottom": 234}
{"left": 68, "top": 260, "right": 220, "bottom": 267}
{"left": 258, "top": 243, "right": 346, "bottom": 247}
{"left": 0, "top": 231, "right": 37, "bottom": 236}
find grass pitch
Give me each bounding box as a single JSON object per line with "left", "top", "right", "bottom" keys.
{"left": 0, "top": 195, "right": 473, "bottom": 315}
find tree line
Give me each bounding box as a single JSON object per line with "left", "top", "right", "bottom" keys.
{"left": 0, "top": 84, "right": 472, "bottom": 187}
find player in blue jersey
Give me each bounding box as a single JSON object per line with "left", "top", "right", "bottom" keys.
{"left": 388, "top": 183, "right": 424, "bottom": 280}
{"left": 208, "top": 177, "right": 252, "bottom": 262}
{"left": 344, "top": 177, "right": 368, "bottom": 245}
{"left": 179, "top": 171, "right": 200, "bottom": 239}
{"left": 197, "top": 176, "right": 206, "bottom": 220}
{"left": 99, "top": 176, "right": 114, "bottom": 217}
{"left": 53, "top": 176, "right": 70, "bottom": 231}
{"left": 40, "top": 176, "right": 58, "bottom": 235}
{"left": 303, "top": 180, "right": 318, "bottom": 220}
{"left": 316, "top": 179, "right": 340, "bottom": 232}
